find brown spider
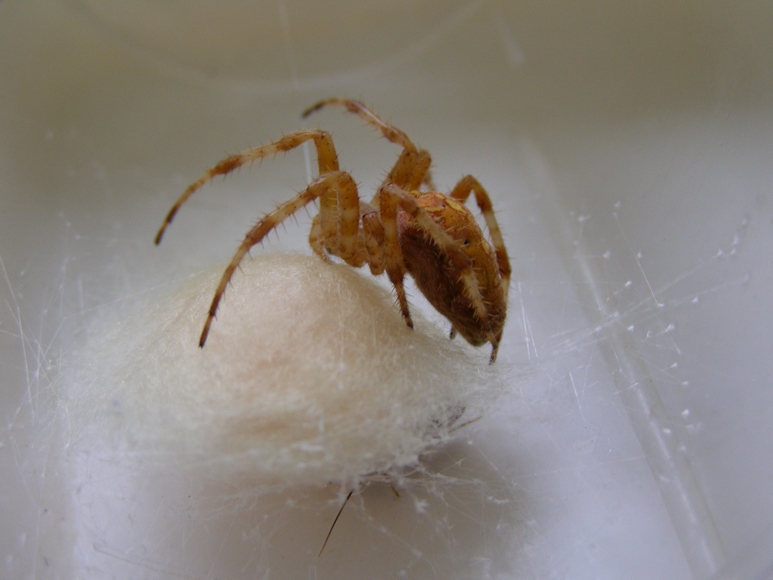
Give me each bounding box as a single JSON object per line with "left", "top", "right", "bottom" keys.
{"left": 155, "top": 99, "right": 511, "bottom": 362}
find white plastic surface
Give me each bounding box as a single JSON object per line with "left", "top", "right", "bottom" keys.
{"left": 2, "top": 2, "right": 773, "bottom": 579}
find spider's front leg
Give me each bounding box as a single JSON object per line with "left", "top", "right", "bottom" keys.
{"left": 309, "top": 202, "right": 375, "bottom": 270}
{"left": 155, "top": 129, "right": 340, "bottom": 245}
{"left": 199, "top": 171, "right": 358, "bottom": 347}
{"left": 376, "top": 186, "right": 415, "bottom": 330}
{"left": 155, "top": 128, "right": 361, "bottom": 347}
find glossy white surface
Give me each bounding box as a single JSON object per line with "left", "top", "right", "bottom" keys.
{"left": 2, "top": 2, "right": 772, "bottom": 578}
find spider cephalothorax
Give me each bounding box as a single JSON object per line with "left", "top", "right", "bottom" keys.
{"left": 155, "top": 99, "right": 511, "bottom": 362}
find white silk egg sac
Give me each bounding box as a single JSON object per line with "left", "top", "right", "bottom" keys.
{"left": 66, "top": 254, "right": 499, "bottom": 490}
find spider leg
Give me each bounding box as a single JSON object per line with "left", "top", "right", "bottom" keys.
{"left": 449, "top": 175, "right": 512, "bottom": 303}
{"left": 421, "top": 163, "right": 437, "bottom": 192}
{"left": 360, "top": 202, "right": 386, "bottom": 276}
{"left": 404, "top": 148, "right": 433, "bottom": 191}
{"left": 155, "top": 129, "right": 340, "bottom": 244}
{"left": 376, "top": 186, "right": 413, "bottom": 329}
{"left": 309, "top": 211, "right": 367, "bottom": 266}
{"left": 308, "top": 214, "right": 330, "bottom": 262}
{"left": 371, "top": 147, "right": 432, "bottom": 201}
{"left": 199, "top": 171, "right": 358, "bottom": 347}
{"left": 302, "top": 98, "right": 432, "bottom": 195}
{"left": 379, "top": 184, "right": 499, "bottom": 356}
{"left": 303, "top": 98, "right": 414, "bottom": 150}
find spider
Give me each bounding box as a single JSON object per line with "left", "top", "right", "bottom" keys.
{"left": 155, "top": 99, "right": 511, "bottom": 362}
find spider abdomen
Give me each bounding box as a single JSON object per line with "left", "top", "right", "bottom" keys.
{"left": 398, "top": 192, "right": 506, "bottom": 347}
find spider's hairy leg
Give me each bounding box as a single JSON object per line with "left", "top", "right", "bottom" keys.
{"left": 199, "top": 171, "right": 357, "bottom": 347}
{"left": 360, "top": 203, "right": 386, "bottom": 276}
{"left": 317, "top": 173, "right": 361, "bottom": 264}
{"left": 377, "top": 186, "right": 413, "bottom": 330}
{"left": 303, "top": 98, "right": 414, "bottom": 150}
{"left": 310, "top": 212, "right": 368, "bottom": 268}
{"left": 370, "top": 147, "right": 431, "bottom": 197}
{"left": 308, "top": 214, "right": 330, "bottom": 262}
{"left": 155, "top": 129, "right": 340, "bottom": 245}
{"left": 449, "top": 175, "right": 512, "bottom": 303}
{"left": 302, "top": 98, "right": 431, "bottom": 192}
{"left": 403, "top": 148, "right": 433, "bottom": 191}
{"left": 420, "top": 156, "right": 437, "bottom": 191}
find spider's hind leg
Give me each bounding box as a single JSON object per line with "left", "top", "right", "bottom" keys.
{"left": 449, "top": 175, "right": 512, "bottom": 303}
